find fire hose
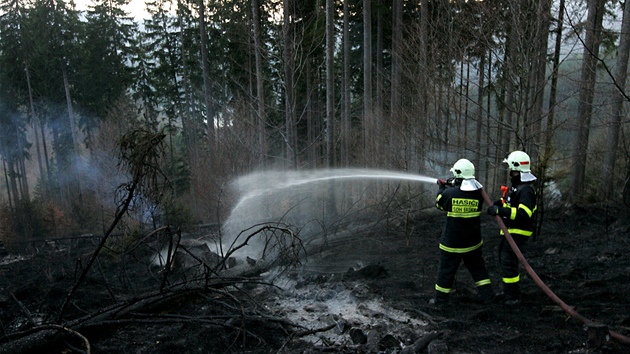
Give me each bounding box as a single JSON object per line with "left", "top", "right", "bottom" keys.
{"left": 478, "top": 187, "right": 630, "bottom": 345}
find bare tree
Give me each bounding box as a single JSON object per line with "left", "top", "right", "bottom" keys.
{"left": 252, "top": 0, "right": 267, "bottom": 164}
{"left": 326, "top": 0, "right": 334, "bottom": 167}
{"left": 61, "top": 62, "right": 79, "bottom": 205}
{"left": 541, "top": 0, "right": 566, "bottom": 173}
{"left": 199, "top": 0, "right": 215, "bottom": 159}
{"left": 363, "top": 0, "right": 373, "bottom": 166}
{"left": 342, "top": 0, "right": 351, "bottom": 167}
{"left": 527, "top": 0, "right": 552, "bottom": 158}
{"left": 486, "top": 51, "right": 494, "bottom": 190}
{"left": 415, "top": 0, "right": 429, "bottom": 172}
{"left": 376, "top": 0, "right": 384, "bottom": 138}
{"left": 598, "top": 0, "right": 630, "bottom": 199}
{"left": 570, "top": 0, "right": 606, "bottom": 201}
{"left": 23, "top": 62, "right": 48, "bottom": 200}
{"left": 390, "top": 0, "right": 402, "bottom": 135}
{"left": 284, "top": 0, "right": 297, "bottom": 168}
{"left": 499, "top": 2, "right": 519, "bottom": 158}
{"left": 475, "top": 53, "right": 486, "bottom": 182}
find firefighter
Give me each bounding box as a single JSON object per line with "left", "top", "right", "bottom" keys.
{"left": 431, "top": 158, "right": 494, "bottom": 306}
{"left": 487, "top": 150, "right": 537, "bottom": 306}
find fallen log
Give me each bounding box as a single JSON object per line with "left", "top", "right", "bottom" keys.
{"left": 400, "top": 331, "right": 442, "bottom": 354}
{"left": 0, "top": 325, "right": 90, "bottom": 354}
{"left": 0, "top": 259, "right": 291, "bottom": 354}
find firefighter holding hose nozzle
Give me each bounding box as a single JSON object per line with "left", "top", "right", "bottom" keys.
{"left": 487, "top": 150, "right": 538, "bottom": 306}
{"left": 431, "top": 158, "right": 495, "bottom": 306}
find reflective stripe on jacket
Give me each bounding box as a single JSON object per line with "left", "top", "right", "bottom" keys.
{"left": 500, "top": 182, "right": 537, "bottom": 237}
{"left": 436, "top": 185, "right": 484, "bottom": 252}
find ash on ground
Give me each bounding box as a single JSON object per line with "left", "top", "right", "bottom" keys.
{"left": 259, "top": 264, "right": 430, "bottom": 352}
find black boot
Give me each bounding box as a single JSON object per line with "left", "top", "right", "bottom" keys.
{"left": 477, "top": 284, "right": 494, "bottom": 305}
{"left": 503, "top": 283, "right": 521, "bottom": 306}
{"left": 429, "top": 291, "right": 449, "bottom": 306}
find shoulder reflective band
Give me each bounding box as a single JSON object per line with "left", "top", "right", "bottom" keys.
{"left": 518, "top": 204, "right": 534, "bottom": 217}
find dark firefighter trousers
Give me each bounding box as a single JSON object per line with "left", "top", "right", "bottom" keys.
{"left": 498, "top": 233, "right": 529, "bottom": 300}
{"left": 435, "top": 247, "right": 492, "bottom": 303}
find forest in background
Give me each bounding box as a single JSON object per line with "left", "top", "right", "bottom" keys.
{"left": 0, "top": 0, "right": 629, "bottom": 250}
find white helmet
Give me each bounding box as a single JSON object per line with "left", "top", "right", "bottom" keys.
{"left": 503, "top": 150, "right": 531, "bottom": 172}
{"left": 450, "top": 158, "right": 475, "bottom": 179}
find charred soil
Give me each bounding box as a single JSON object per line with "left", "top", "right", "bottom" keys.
{"left": 1, "top": 204, "right": 629, "bottom": 353}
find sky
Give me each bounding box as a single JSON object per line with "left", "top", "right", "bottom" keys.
{"left": 74, "top": 0, "right": 150, "bottom": 20}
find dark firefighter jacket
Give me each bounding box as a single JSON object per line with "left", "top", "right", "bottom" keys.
{"left": 435, "top": 183, "right": 484, "bottom": 253}
{"left": 498, "top": 181, "right": 537, "bottom": 237}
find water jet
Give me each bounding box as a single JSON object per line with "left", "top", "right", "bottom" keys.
{"left": 219, "top": 168, "right": 439, "bottom": 263}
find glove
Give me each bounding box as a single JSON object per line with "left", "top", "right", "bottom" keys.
{"left": 493, "top": 199, "right": 503, "bottom": 207}
{"left": 488, "top": 206, "right": 510, "bottom": 218}
{"left": 487, "top": 206, "right": 500, "bottom": 216}
{"left": 437, "top": 178, "right": 457, "bottom": 191}
{"left": 437, "top": 178, "right": 452, "bottom": 191}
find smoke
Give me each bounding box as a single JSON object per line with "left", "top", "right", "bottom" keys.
{"left": 24, "top": 105, "right": 155, "bottom": 229}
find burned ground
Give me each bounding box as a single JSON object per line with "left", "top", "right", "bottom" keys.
{"left": 1, "top": 204, "right": 629, "bottom": 353}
